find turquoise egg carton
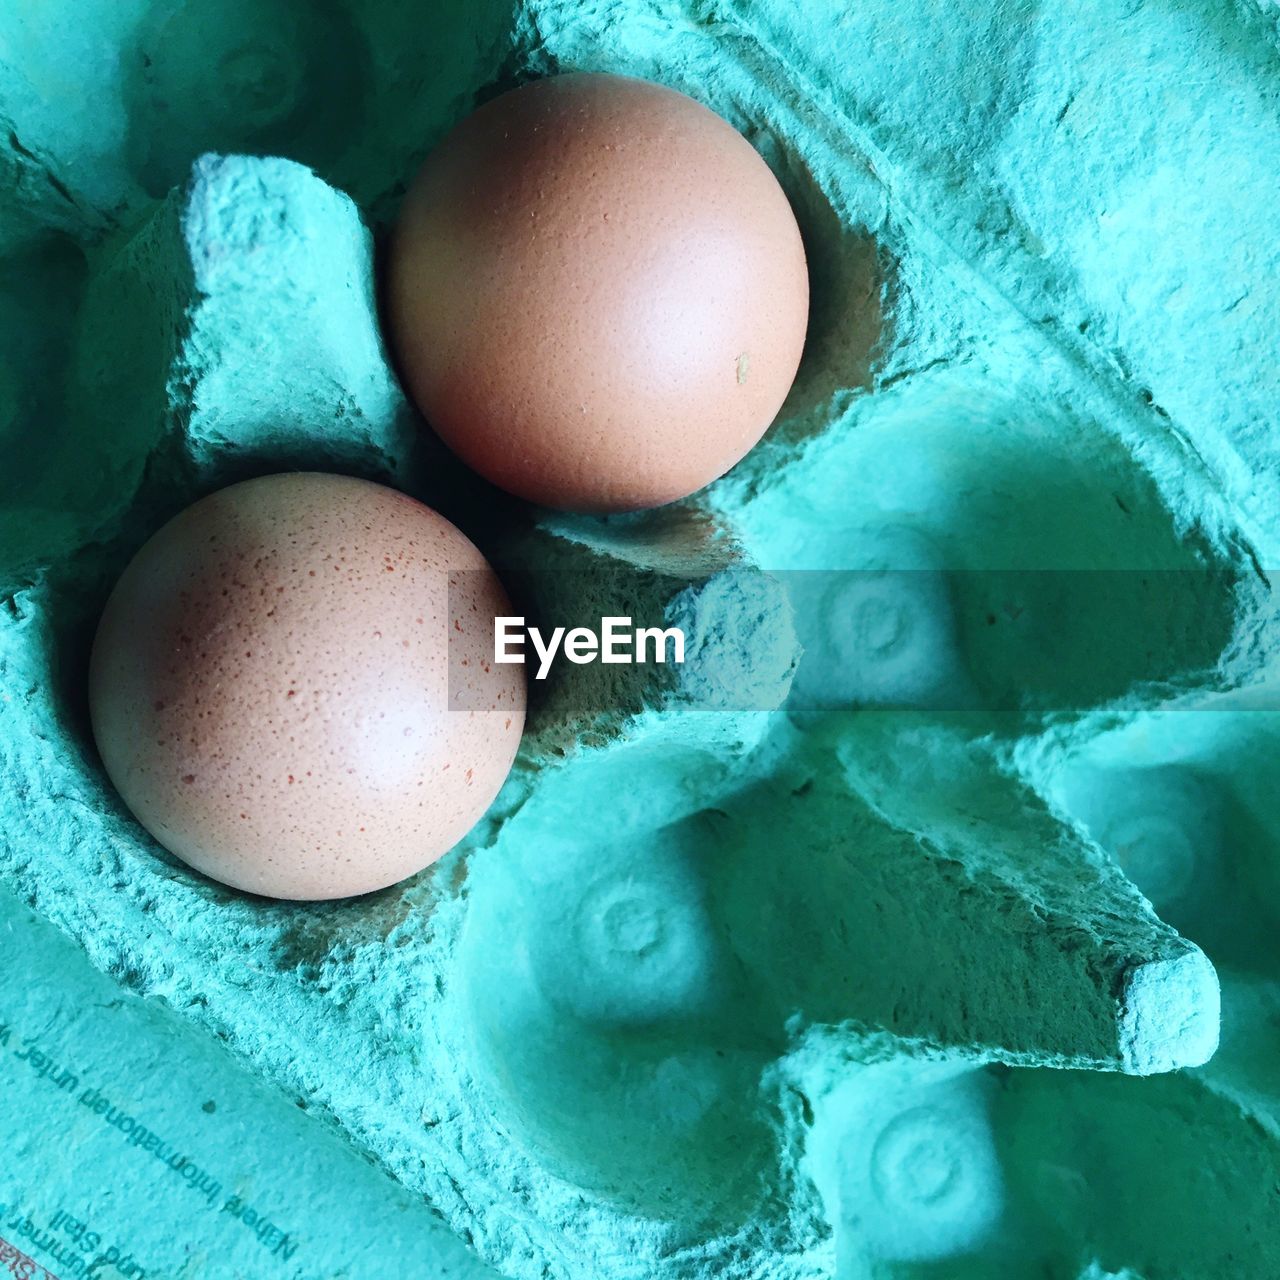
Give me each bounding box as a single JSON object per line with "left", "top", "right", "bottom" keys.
{"left": 2, "top": 1, "right": 1279, "bottom": 1277}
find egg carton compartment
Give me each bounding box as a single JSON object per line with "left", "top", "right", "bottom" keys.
{"left": 3, "top": 0, "right": 1280, "bottom": 1279}
{"left": 996, "top": 1058, "right": 1280, "bottom": 1279}
{"left": 0, "top": 0, "right": 518, "bottom": 231}
{"left": 738, "top": 367, "right": 1241, "bottom": 729}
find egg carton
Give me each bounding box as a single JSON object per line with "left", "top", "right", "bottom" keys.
{"left": 2, "top": 0, "right": 1279, "bottom": 1277}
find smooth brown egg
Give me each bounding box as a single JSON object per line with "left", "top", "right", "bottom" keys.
{"left": 88, "top": 473, "right": 525, "bottom": 901}
{"left": 387, "top": 72, "right": 810, "bottom": 513}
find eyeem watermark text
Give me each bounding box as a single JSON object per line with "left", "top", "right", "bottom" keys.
{"left": 495, "top": 616, "right": 686, "bottom": 680}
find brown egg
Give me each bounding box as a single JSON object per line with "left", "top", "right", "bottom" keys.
{"left": 387, "top": 72, "right": 809, "bottom": 513}
{"left": 88, "top": 473, "right": 525, "bottom": 900}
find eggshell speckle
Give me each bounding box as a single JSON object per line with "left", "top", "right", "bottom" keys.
{"left": 387, "top": 72, "right": 810, "bottom": 513}
{"left": 88, "top": 472, "right": 525, "bottom": 900}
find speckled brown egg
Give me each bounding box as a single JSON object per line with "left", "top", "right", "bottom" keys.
{"left": 387, "top": 72, "right": 810, "bottom": 513}
{"left": 88, "top": 472, "right": 525, "bottom": 901}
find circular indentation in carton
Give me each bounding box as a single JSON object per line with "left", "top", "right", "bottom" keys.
{"left": 870, "top": 1106, "right": 967, "bottom": 1210}
{"left": 827, "top": 571, "right": 918, "bottom": 666}
{"left": 841, "top": 1087, "right": 1004, "bottom": 1264}
{"left": 593, "top": 885, "right": 665, "bottom": 957}
{"left": 788, "top": 524, "right": 977, "bottom": 713}
{"left": 1056, "top": 763, "right": 1225, "bottom": 933}
{"left": 218, "top": 41, "right": 306, "bottom": 129}
{"left": 564, "top": 877, "right": 709, "bottom": 1023}
{"left": 530, "top": 863, "right": 719, "bottom": 1028}
{"left": 841, "top": 586, "right": 911, "bottom": 657}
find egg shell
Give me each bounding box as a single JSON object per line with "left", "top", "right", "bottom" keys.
{"left": 88, "top": 472, "right": 525, "bottom": 900}
{"left": 387, "top": 72, "right": 810, "bottom": 513}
